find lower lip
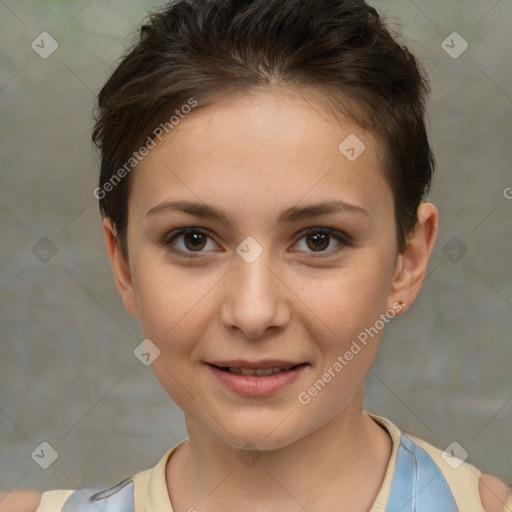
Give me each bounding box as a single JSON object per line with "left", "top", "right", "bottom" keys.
{"left": 206, "top": 364, "right": 308, "bottom": 397}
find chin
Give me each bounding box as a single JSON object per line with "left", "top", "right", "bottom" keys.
{"left": 213, "top": 419, "right": 306, "bottom": 452}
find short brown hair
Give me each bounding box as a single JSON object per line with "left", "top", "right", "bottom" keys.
{"left": 92, "top": 0, "right": 434, "bottom": 260}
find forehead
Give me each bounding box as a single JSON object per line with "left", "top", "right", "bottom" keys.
{"left": 129, "top": 88, "right": 392, "bottom": 228}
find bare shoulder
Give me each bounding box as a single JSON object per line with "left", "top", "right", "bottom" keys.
{"left": 0, "top": 491, "right": 42, "bottom": 512}
{"left": 479, "top": 473, "right": 512, "bottom": 512}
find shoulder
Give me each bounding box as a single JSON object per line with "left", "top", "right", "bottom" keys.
{"left": 478, "top": 473, "right": 512, "bottom": 512}
{"left": 0, "top": 491, "right": 42, "bottom": 512}
{"left": 404, "top": 432, "right": 511, "bottom": 512}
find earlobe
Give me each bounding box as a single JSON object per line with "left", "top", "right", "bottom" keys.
{"left": 102, "top": 217, "right": 139, "bottom": 318}
{"left": 387, "top": 202, "right": 439, "bottom": 315}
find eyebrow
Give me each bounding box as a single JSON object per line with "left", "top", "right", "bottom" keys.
{"left": 145, "top": 199, "right": 370, "bottom": 224}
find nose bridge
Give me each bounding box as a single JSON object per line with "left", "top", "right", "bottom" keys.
{"left": 221, "top": 237, "right": 289, "bottom": 337}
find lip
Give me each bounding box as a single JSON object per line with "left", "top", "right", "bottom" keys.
{"left": 206, "top": 362, "right": 308, "bottom": 397}
{"left": 207, "top": 359, "right": 304, "bottom": 369}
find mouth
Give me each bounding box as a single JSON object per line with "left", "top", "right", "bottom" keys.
{"left": 205, "top": 360, "right": 309, "bottom": 396}
{"left": 208, "top": 363, "right": 306, "bottom": 376}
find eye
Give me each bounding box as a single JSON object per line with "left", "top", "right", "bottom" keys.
{"left": 163, "top": 227, "right": 219, "bottom": 258}
{"left": 292, "top": 227, "right": 350, "bottom": 256}
{"left": 163, "top": 227, "right": 351, "bottom": 259}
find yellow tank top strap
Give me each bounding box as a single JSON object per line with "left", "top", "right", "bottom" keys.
{"left": 35, "top": 490, "right": 74, "bottom": 511}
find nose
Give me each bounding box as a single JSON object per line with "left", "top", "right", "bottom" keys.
{"left": 220, "top": 247, "right": 291, "bottom": 339}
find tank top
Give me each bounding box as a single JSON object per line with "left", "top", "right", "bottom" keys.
{"left": 35, "top": 413, "right": 512, "bottom": 511}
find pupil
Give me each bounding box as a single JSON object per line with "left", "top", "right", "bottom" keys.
{"left": 185, "top": 233, "right": 206, "bottom": 251}
{"left": 309, "top": 233, "right": 328, "bottom": 251}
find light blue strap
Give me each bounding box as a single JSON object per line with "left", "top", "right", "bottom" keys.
{"left": 61, "top": 477, "right": 135, "bottom": 512}
{"left": 384, "top": 434, "right": 459, "bottom": 512}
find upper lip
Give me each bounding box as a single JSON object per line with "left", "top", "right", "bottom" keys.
{"left": 206, "top": 360, "right": 306, "bottom": 369}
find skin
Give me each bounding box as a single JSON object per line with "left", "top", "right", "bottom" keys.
{"left": 2, "top": 87, "right": 508, "bottom": 512}
{"left": 0, "top": 492, "right": 41, "bottom": 512}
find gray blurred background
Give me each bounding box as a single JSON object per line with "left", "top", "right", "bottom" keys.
{"left": 0, "top": 0, "right": 511, "bottom": 497}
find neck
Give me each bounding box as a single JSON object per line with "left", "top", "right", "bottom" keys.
{"left": 166, "top": 390, "right": 392, "bottom": 512}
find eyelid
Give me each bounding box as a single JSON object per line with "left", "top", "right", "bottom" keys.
{"left": 300, "top": 227, "right": 351, "bottom": 246}
{"left": 162, "top": 227, "right": 218, "bottom": 258}
{"left": 162, "top": 226, "right": 352, "bottom": 258}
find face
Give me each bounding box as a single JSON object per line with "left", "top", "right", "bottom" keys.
{"left": 108, "top": 88, "right": 416, "bottom": 450}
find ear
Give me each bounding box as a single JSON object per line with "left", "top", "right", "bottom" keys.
{"left": 102, "top": 217, "right": 139, "bottom": 318}
{"left": 387, "top": 202, "right": 438, "bottom": 315}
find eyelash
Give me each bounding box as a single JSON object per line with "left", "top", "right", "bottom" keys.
{"left": 162, "top": 227, "right": 352, "bottom": 259}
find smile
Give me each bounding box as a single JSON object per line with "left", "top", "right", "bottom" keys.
{"left": 206, "top": 362, "right": 308, "bottom": 396}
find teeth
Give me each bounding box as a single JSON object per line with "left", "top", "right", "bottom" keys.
{"left": 228, "top": 365, "right": 295, "bottom": 376}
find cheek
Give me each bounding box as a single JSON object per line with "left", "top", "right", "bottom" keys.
{"left": 133, "top": 258, "right": 215, "bottom": 344}
{"left": 298, "top": 260, "right": 393, "bottom": 341}
{"left": 294, "top": 271, "right": 387, "bottom": 413}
